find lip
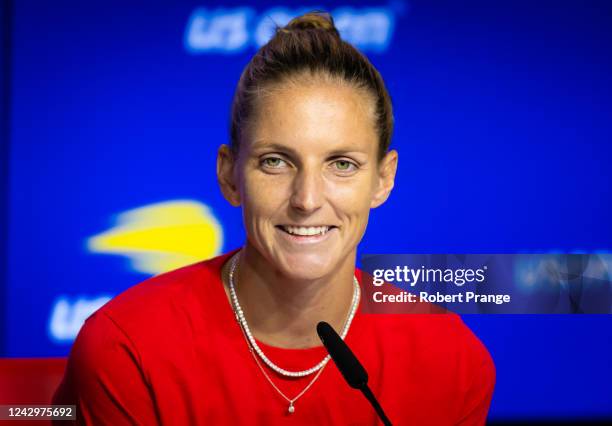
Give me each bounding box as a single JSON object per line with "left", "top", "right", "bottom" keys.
{"left": 275, "top": 225, "right": 337, "bottom": 245}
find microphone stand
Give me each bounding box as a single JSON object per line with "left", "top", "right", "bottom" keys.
{"left": 317, "top": 321, "right": 393, "bottom": 426}
{"left": 361, "top": 385, "right": 392, "bottom": 426}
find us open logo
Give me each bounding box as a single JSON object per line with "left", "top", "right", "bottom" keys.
{"left": 184, "top": 5, "right": 401, "bottom": 54}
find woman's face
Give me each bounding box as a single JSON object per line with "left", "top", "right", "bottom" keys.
{"left": 219, "top": 79, "right": 397, "bottom": 281}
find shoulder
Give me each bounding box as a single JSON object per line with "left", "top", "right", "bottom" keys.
{"left": 53, "top": 251, "right": 238, "bottom": 411}
{"left": 413, "top": 314, "right": 492, "bottom": 362}
{"left": 360, "top": 313, "right": 495, "bottom": 422}
{"left": 99, "top": 260, "right": 211, "bottom": 318}
{"left": 354, "top": 268, "right": 494, "bottom": 379}
{"left": 370, "top": 313, "right": 491, "bottom": 356}
{"left": 102, "top": 250, "right": 233, "bottom": 314}
{"left": 365, "top": 313, "right": 495, "bottom": 385}
{"left": 79, "top": 250, "right": 237, "bottom": 353}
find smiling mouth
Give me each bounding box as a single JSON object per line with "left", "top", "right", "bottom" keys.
{"left": 276, "top": 225, "right": 337, "bottom": 236}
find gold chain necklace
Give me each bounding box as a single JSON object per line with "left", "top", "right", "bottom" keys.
{"left": 228, "top": 250, "right": 360, "bottom": 377}
{"left": 235, "top": 315, "right": 328, "bottom": 414}
{"left": 224, "top": 250, "right": 358, "bottom": 414}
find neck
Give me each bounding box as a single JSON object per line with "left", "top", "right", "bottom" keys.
{"left": 223, "top": 244, "right": 357, "bottom": 349}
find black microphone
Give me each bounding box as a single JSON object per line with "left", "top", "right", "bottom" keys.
{"left": 316, "top": 321, "right": 393, "bottom": 426}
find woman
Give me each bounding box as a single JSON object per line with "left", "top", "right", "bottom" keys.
{"left": 54, "top": 11, "right": 495, "bottom": 425}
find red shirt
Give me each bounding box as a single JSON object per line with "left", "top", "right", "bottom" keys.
{"left": 53, "top": 250, "right": 495, "bottom": 425}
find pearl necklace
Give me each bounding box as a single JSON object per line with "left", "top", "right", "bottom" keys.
{"left": 236, "top": 311, "right": 328, "bottom": 414}
{"left": 228, "top": 250, "right": 360, "bottom": 378}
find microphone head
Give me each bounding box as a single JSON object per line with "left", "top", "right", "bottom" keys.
{"left": 317, "top": 321, "right": 368, "bottom": 389}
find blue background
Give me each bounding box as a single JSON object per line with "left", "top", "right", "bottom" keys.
{"left": 1, "top": 0, "right": 611, "bottom": 422}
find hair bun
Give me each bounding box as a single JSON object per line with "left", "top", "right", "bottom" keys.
{"left": 283, "top": 11, "right": 340, "bottom": 37}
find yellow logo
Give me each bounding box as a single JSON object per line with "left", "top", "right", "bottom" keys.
{"left": 87, "top": 200, "right": 223, "bottom": 274}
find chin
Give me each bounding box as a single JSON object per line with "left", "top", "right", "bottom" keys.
{"left": 279, "top": 254, "right": 335, "bottom": 281}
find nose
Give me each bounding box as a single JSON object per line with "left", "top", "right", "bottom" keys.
{"left": 289, "top": 166, "right": 324, "bottom": 213}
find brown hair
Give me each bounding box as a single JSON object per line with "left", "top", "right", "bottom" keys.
{"left": 229, "top": 11, "right": 394, "bottom": 161}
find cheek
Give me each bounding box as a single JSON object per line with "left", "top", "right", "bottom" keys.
{"left": 327, "top": 176, "right": 376, "bottom": 213}
{"left": 242, "top": 172, "right": 288, "bottom": 216}
{"left": 327, "top": 175, "right": 374, "bottom": 204}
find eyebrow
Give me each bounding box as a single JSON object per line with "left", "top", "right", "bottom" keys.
{"left": 250, "top": 141, "right": 370, "bottom": 157}
{"left": 251, "top": 142, "right": 298, "bottom": 156}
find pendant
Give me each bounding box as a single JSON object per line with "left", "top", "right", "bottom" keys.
{"left": 288, "top": 402, "right": 295, "bottom": 414}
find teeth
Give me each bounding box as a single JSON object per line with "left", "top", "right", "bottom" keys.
{"left": 282, "top": 225, "right": 330, "bottom": 236}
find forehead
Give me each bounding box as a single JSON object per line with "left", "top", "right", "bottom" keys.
{"left": 245, "top": 79, "right": 378, "bottom": 155}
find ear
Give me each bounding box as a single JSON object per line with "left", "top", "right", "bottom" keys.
{"left": 370, "top": 149, "right": 398, "bottom": 208}
{"left": 217, "top": 144, "right": 241, "bottom": 207}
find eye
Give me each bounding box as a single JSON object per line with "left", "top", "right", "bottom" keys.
{"left": 332, "top": 159, "right": 358, "bottom": 173}
{"left": 260, "top": 156, "right": 287, "bottom": 169}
